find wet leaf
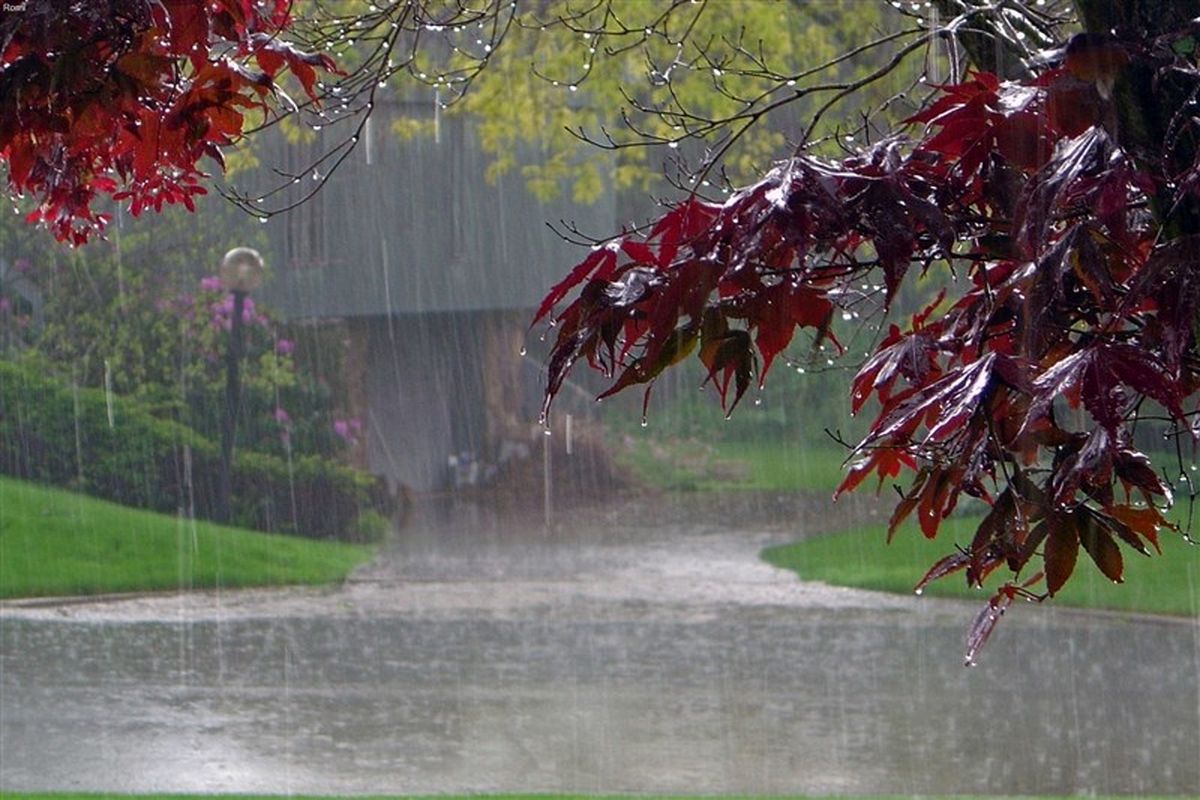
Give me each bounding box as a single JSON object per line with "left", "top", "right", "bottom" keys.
{"left": 835, "top": 446, "right": 917, "bottom": 498}
{"left": 1043, "top": 512, "right": 1080, "bottom": 597}
{"left": 1106, "top": 504, "right": 1174, "bottom": 555}
{"left": 1076, "top": 507, "right": 1124, "bottom": 583}
{"left": 914, "top": 550, "right": 971, "bottom": 594}
{"left": 964, "top": 590, "right": 1014, "bottom": 667}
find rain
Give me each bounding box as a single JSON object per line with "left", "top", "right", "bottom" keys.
{"left": 1, "top": 2, "right": 1199, "bottom": 798}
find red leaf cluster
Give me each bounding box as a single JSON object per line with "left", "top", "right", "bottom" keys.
{"left": 0, "top": 1, "right": 336, "bottom": 243}
{"left": 540, "top": 38, "right": 1200, "bottom": 661}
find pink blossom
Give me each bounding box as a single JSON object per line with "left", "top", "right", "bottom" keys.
{"left": 207, "top": 294, "right": 259, "bottom": 330}
{"left": 199, "top": 275, "right": 223, "bottom": 292}
{"left": 209, "top": 300, "right": 233, "bottom": 331}
{"left": 275, "top": 338, "right": 295, "bottom": 356}
{"left": 273, "top": 407, "right": 291, "bottom": 424}
{"left": 332, "top": 417, "right": 362, "bottom": 443}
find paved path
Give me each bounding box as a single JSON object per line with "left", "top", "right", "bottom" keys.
{"left": 2, "top": 492, "right": 1198, "bottom": 795}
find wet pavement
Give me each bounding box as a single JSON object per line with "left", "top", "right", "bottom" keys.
{"left": 2, "top": 492, "right": 1199, "bottom": 795}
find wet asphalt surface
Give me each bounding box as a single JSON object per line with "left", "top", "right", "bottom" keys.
{"left": 2, "top": 491, "right": 1199, "bottom": 795}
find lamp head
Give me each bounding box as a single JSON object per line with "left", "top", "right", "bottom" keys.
{"left": 219, "top": 247, "right": 265, "bottom": 293}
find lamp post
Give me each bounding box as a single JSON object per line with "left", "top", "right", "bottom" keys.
{"left": 216, "top": 247, "right": 265, "bottom": 524}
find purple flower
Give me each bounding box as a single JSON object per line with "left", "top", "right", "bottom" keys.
{"left": 275, "top": 338, "right": 295, "bottom": 356}
{"left": 332, "top": 417, "right": 362, "bottom": 444}
{"left": 209, "top": 301, "right": 233, "bottom": 331}
{"left": 199, "top": 275, "right": 223, "bottom": 292}
{"left": 273, "top": 407, "right": 291, "bottom": 424}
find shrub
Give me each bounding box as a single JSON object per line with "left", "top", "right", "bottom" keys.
{"left": 0, "top": 356, "right": 392, "bottom": 539}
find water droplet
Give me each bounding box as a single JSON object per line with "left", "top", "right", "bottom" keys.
{"left": 519, "top": 346, "right": 527, "bottom": 356}
{"left": 543, "top": 427, "right": 552, "bottom": 436}
{"left": 258, "top": 216, "right": 268, "bottom": 224}
{"left": 640, "top": 417, "right": 648, "bottom": 428}
{"left": 914, "top": 588, "right": 924, "bottom": 596}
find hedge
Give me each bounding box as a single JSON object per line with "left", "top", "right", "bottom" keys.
{"left": 0, "top": 357, "right": 393, "bottom": 540}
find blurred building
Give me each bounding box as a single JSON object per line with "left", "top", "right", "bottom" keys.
{"left": 254, "top": 103, "right": 617, "bottom": 492}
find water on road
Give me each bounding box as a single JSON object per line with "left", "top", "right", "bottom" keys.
{"left": 2, "top": 493, "right": 1198, "bottom": 795}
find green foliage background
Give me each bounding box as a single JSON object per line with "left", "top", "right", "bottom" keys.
{"left": 392, "top": 1, "right": 917, "bottom": 204}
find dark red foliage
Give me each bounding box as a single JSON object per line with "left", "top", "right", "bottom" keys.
{"left": 539, "top": 22, "right": 1200, "bottom": 662}
{"left": 0, "top": 1, "right": 336, "bottom": 243}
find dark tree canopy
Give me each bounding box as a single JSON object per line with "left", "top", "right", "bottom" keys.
{"left": 0, "top": 1, "right": 347, "bottom": 242}
{"left": 0, "top": 0, "right": 518, "bottom": 242}
{"left": 536, "top": 0, "right": 1200, "bottom": 662}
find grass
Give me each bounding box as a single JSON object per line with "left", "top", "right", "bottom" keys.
{"left": 763, "top": 513, "right": 1200, "bottom": 617}
{"left": 618, "top": 435, "right": 851, "bottom": 492}
{"left": 0, "top": 476, "right": 376, "bottom": 599}
{"left": 0, "top": 795, "right": 1184, "bottom": 800}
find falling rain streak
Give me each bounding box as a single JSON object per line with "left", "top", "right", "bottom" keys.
{"left": 1, "top": 2, "right": 1199, "bottom": 799}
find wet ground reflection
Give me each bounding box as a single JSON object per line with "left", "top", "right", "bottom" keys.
{"left": 2, "top": 494, "right": 1198, "bottom": 795}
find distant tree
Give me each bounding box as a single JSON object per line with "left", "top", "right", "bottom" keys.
{"left": 536, "top": 0, "right": 1200, "bottom": 662}
{"left": 408, "top": 1, "right": 912, "bottom": 204}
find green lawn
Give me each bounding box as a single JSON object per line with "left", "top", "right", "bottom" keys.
{"left": 619, "top": 436, "right": 850, "bottom": 492}
{"left": 763, "top": 514, "right": 1200, "bottom": 616}
{"left": 0, "top": 476, "right": 376, "bottom": 599}
{"left": 0, "top": 795, "right": 1182, "bottom": 800}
